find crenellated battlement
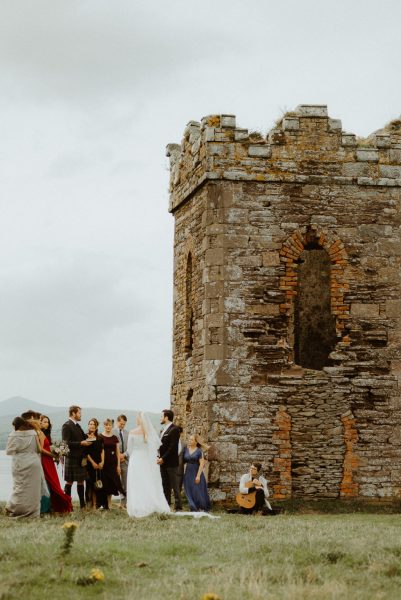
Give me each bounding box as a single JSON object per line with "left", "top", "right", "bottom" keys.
{"left": 167, "top": 104, "right": 401, "bottom": 212}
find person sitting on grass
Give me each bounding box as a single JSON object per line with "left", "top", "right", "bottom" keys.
{"left": 238, "top": 462, "right": 272, "bottom": 515}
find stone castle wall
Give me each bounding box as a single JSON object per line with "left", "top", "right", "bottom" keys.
{"left": 167, "top": 105, "right": 401, "bottom": 502}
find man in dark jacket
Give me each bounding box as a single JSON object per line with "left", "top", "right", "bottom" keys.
{"left": 157, "top": 409, "right": 182, "bottom": 511}
{"left": 62, "top": 405, "right": 92, "bottom": 509}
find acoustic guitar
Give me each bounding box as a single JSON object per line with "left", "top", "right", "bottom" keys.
{"left": 236, "top": 480, "right": 258, "bottom": 509}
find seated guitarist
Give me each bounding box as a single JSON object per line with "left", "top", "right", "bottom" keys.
{"left": 238, "top": 462, "right": 272, "bottom": 514}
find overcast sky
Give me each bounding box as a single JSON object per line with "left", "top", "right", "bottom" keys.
{"left": 0, "top": 0, "right": 400, "bottom": 412}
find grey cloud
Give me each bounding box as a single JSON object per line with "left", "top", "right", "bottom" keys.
{"left": 0, "top": 251, "right": 148, "bottom": 363}
{"left": 0, "top": 0, "right": 234, "bottom": 104}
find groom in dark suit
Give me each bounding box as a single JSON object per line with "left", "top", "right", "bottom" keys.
{"left": 157, "top": 409, "right": 182, "bottom": 511}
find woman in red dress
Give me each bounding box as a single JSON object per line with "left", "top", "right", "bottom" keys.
{"left": 40, "top": 415, "right": 72, "bottom": 513}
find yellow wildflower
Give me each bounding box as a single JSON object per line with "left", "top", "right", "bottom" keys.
{"left": 201, "top": 594, "right": 221, "bottom": 600}
{"left": 90, "top": 568, "right": 105, "bottom": 582}
{"left": 62, "top": 521, "right": 79, "bottom": 531}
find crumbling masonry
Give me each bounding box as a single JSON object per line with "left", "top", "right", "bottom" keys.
{"left": 166, "top": 105, "right": 401, "bottom": 502}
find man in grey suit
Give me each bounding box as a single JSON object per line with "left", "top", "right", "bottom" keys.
{"left": 113, "top": 414, "right": 129, "bottom": 507}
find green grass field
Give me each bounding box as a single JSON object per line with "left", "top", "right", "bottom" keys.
{"left": 1, "top": 504, "right": 401, "bottom": 600}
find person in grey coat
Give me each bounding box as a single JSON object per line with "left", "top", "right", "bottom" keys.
{"left": 112, "top": 414, "right": 129, "bottom": 507}
{"left": 6, "top": 417, "right": 43, "bottom": 518}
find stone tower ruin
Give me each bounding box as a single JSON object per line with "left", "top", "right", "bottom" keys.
{"left": 166, "top": 105, "right": 401, "bottom": 503}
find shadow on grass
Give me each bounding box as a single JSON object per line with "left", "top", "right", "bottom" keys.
{"left": 276, "top": 498, "right": 401, "bottom": 514}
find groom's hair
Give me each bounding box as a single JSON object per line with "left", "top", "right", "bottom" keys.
{"left": 69, "top": 405, "right": 81, "bottom": 416}
{"left": 117, "top": 414, "right": 127, "bottom": 422}
{"left": 162, "top": 409, "right": 174, "bottom": 421}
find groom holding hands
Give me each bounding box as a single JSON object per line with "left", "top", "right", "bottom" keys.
{"left": 157, "top": 409, "right": 182, "bottom": 511}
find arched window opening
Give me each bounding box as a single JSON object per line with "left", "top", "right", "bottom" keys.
{"left": 294, "top": 244, "right": 336, "bottom": 370}
{"left": 185, "top": 253, "right": 194, "bottom": 356}
{"left": 186, "top": 388, "right": 193, "bottom": 417}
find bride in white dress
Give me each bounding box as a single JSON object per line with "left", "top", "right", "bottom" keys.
{"left": 126, "top": 412, "right": 170, "bottom": 518}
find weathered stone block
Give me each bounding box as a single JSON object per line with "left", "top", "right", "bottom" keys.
{"left": 208, "top": 143, "right": 226, "bottom": 156}
{"left": 224, "top": 296, "right": 246, "bottom": 313}
{"left": 221, "top": 114, "right": 236, "bottom": 128}
{"left": 351, "top": 303, "right": 380, "bottom": 318}
{"left": 205, "top": 281, "right": 224, "bottom": 298}
{"left": 380, "top": 165, "right": 401, "bottom": 178}
{"left": 205, "top": 248, "right": 224, "bottom": 266}
{"left": 342, "top": 134, "right": 357, "bottom": 146}
{"left": 248, "top": 145, "right": 271, "bottom": 158}
{"left": 223, "top": 170, "right": 250, "bottom": 181}
{"left": 328, "top": 118, "right": 342, "bottom": 132}
{"left": 356, "top": 148, "right": 379, "bottom": 162}
{"left": 296, "top": 104, "right": 328, "bottom": 117}
{"left": 386, "top": 300, "right": 401, "bottom": 318}
{"left": 262, "top": 251, "right": 280, "bottom": 266}
{"left": 234, "top": 129, "right": 249, "bottom": 141}
{"left": 204, "top": 344, "right": 225, "bottom": 360}
{"left": 282, "top": 117, "right": 300, "bottom": 131}
{"left": 375, "top": 134, "right": 391, "bottom": 148}
{"left": 250, "top": 304, "right": 280, "bottom": 316}
{"left": 204, "top": 127, "right": 215, "bottom": 142}
{"left": 342, "top": 163, "right": 370, "bottom": 177}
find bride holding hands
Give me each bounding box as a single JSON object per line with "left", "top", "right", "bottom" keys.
{"left": 126, "top": 412, "right": 170, "bottom": 518}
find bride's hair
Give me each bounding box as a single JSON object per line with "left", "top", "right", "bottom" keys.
{"left": 139, "top": 412, "right": 148, "bottom": 443}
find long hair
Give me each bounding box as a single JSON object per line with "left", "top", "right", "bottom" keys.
{"left": 191, "top": 433, "right": 209, "bottom": 452}
{"left": 137, "top": 413, "right": 148, "bottom": 443}
{"left": 40, "top": 415, "right": 52, "bottom": 442}
{"left": 12, "top": 416, "right": 34, "bottom": 431}
{"left": 88, "top": 418, "right": 99, "bottom": 438}
{"left": 20, "top": 411, "right": 41, "bottom": 432}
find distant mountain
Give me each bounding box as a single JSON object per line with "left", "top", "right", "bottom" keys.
{"left": 0, "top": 396, "right": 61, "bottom": 417}
{"left": 0, "top": 396, "right": 160, "bottom": 450}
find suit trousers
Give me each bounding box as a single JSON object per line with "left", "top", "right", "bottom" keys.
{"left": 119, "top": 461, "right": 128, "bottom": 504}
{"left": 160, "top": 465, "right": 182, "bottom": 510}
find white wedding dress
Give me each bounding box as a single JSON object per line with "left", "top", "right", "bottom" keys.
{"left": 126, "top": 431, "right": 171, "bottom": 518}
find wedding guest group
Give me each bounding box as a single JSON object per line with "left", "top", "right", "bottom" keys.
{"left": 6, "top": 404, "right": 273, "bottom": 519}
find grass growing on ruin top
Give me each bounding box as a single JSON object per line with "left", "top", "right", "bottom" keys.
{"left": 1, "top": 505, "right": 401, "bottom": 600}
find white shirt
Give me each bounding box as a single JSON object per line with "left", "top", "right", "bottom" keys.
{"left": 239, "top": 473, "right": 272, "bottom": 510}
{"left": 160, "top": 421, "right": 173, "bottom": 440}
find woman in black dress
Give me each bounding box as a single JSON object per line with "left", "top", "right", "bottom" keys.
{"left": 99, "top": 418, "right": 124, "bottom": 509}
{"left": 85, "top": 419, "right": 106, "bottom": 510}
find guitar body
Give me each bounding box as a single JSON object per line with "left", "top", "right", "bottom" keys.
{"left": 236, "top": 491, "right": 256, "bottom": 509}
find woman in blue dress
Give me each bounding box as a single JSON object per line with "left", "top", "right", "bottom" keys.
{"left": 183, "top": 434, "right": 211, "bottom": 512}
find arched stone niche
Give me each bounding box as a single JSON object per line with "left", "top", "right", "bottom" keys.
{"left": 279, "top": 227, "right": 350, "bottom": 369}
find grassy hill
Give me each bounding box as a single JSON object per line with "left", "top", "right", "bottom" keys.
{"left": 1, "top": 508, "right": 401, "bottom": 599}
{"left": 0, "top": 397, "right": 160, "bottom": 449}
